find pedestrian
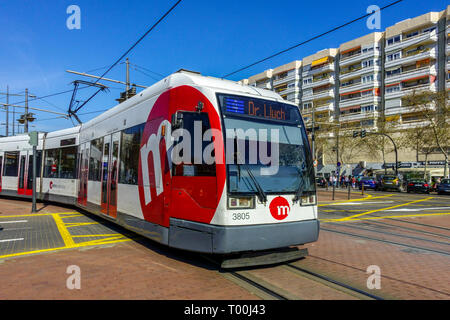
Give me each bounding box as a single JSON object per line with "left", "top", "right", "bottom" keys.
{"left": 352, "top": 176, "right": 356, "bottom": 189}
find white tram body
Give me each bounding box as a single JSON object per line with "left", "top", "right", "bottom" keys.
{"left": 0, "top": 70, "right": 319, "bottom": 254}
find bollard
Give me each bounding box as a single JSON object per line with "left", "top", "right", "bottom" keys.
{"left": 348, "top": 182, "right": 351, "bottom": 200}
{"left": 362, "top": 183, "right": 364, "bottom": 196}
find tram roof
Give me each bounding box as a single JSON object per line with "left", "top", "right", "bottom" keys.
{"left": 81, "top": 70, "right": 291, "bottom": 130}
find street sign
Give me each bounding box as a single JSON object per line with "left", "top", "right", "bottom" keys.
{"left": 313, "top": 159, "right": 318, "bottom": 167}
{"left": 337, "top": 162, "right": 341, "bottom": 167}
{"left": 28, "top": 131, "right": 38, "bottom": 146}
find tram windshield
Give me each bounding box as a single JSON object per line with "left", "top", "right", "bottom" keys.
{"left": 218, "top": 94, "right": 315, "bottom": 195}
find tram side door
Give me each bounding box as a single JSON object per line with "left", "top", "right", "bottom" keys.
{"left": 0, "top": 153, "right": 3, "bottom": 193}
{"left": 18, "top": 151, "right": 32, "bottom": 196}
{"left": 100, "top": 133, "right": 120, "bottom": 218}
{"left": 77, "top": 143, "right": 89, "bottom": 207}
{"left": 26, "top": 150, "right": 41, "bottom": 197}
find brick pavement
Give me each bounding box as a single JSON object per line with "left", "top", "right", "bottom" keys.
{"left": 299, "top": 218, "right": 450, "bottom": 300}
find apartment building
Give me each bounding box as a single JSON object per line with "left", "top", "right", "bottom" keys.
{"left": 383, "top": 12, "right": 442, "bottom": 129}
{"left": 240, "top": 6, "right": 449, "bottom": 166}
{"left": 338, "top": 32, "right": 383, "bottom": 131}
{"left": 247, "top": 69, "right": 273, "bottom": 90}
{"left": 447, "top": 8, "right": 450, "bottom": 90}
{"left": 301, "top": 49, "right": 338, "bottom": 126}
{"left": 272, "top": 60, "right": 302, "bottom": 104}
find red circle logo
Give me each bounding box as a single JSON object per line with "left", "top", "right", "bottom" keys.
{"left": 269, "top": 196, "right": 290, "bottom": 220}
{"left": 49, "top": 181, "right": 53, "bottom": 189}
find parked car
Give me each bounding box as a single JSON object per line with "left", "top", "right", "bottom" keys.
{"left": 358, "top": 177, "right": 378, "bottom": 190}
{"left": 406, "top": 179, "right": 430, "bottom": 194}
{"left": 315, "top": 177, "right": 326, "bottom": 188}
{"left": 380, "top": 175, "right": 403, "bottom": 192}
{"left": 437, "top": 179, "right": 450, "bottom": 195}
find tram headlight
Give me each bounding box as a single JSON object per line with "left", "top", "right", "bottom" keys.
{"left": 228, "top": 196, "right": 255, "bottom": 209}
{"left": 300, "top": 194, "right": 316, "bottom": 206}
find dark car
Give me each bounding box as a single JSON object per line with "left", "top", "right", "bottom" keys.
{"left": 316, "top": 177, "right": 327, "bottom": 188}
{"left": 437, "top": 179, "right": 450, "bottom": 195}
{"left": 358, "top": 177, "right": 378, "bottom": 190}
{"left": 406, "top": 179, "right": 430, "bottom": 194}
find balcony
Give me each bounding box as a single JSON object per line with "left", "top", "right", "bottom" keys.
{"left": 302, "top": 63, "right": 334, "bottom": 77}
{"left": 339, "top": 95, "right": 381, "bottom": 108}
{"left": 384, "top": 105, "right": 433, "bottom": 116}
{"left": 339, "top": 65, "right": 380, "bottom": 81}
{"left": 340, "top": 80, "right": 380, "bottom": 94}
{"left": 339, "top": 111, "right": 379, "bottom": 122}
{"left": 272, "top": 73, "right": 300, "bottom": 87}
{"left": 314, "top": 102, "right": 334, "bottom": 112}
{"left": 312, "top": 89, "right": 334, "bottom": 100}
{"left": 385, "top": 47, "right": 437, "bottom": 69}
{"left": 385, "top": 82, "right": 437, "bottom": 100}
{"left": 278, "top": 86, "right": 299, "bottom": 96}
{"left": 385, "top": 66, "right": 436, "bottom": 85}
{"left": 340, "top": 50, "right": 380, "bottom": 67}
{"left": 385, "top": 29, "right": 438, "bottom": 53}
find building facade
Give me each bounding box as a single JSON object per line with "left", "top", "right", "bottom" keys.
{"left": 241, "top": 6, "right": 450, "bottom": 168}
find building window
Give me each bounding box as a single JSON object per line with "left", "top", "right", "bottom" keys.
{"left": 303, "top": 78, "right": 312, "bottom": 85}
{"left": 362, "top": 74, "right": 374, "bottom": 83}
{"left": 405, "top": 30, "right": 419, "bottom": 39}
{"left": 386, "top": 85, "right": 400, "bottom": 93}
{"left": 386, "top": 68, "right": 401, "bottom": 77}
{"left": 387, "top": 52, "right": 401, "bottom": 61}
{"left": 3, "top": 151, "right": 19, "bottom": 176}
{"left": 361, "top": 89, "right": 373, "bottom": 97}
{"left": 387, "top": 35, "right": 401, "bottom": 46}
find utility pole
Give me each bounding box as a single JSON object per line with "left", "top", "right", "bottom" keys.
{"left": 25, "top": 88, "right": 29, "bottom": 133}
{"left": 6, "top": 86, "right": 9, "bottom": 136}
{"left": 126, "top": 58, "right": 130, "bottom": 96}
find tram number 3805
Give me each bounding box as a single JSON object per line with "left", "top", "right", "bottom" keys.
{"left": 232, "top": 212, "right": 250, "bottom": 220}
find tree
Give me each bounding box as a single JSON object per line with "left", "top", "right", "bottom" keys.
{"left": 402, "top": 90, "right": 450, "bottom": 178}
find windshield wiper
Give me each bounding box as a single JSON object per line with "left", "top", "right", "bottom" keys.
{"left": 293, "top": 161, "right": 314, "bottom": 203}
{"left": 233, "top": 133, "right": 267, "bottom": 204}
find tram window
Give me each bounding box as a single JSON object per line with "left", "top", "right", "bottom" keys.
{"left": 3, "top": 151, "right": 19, "bottom": 176}
{"left": 60, "top": 147, "right": 77, "bottom": 179}
{"left": 119, "top": 123, "right": 145, "bottom": 185}
{"left": 172, "top": 112, "right": 216, "bottom": 177}
{"left": 89, "top": 137, "right": 103, "bottom": 181}
{"left": 43, "top": 147, "right": 77, "bottom": 179}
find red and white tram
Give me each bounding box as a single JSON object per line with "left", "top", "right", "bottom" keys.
{"left": 0, "top": 70, "right": 319, "bottom": 262}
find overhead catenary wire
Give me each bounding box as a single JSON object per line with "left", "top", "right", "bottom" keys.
{"left": 71, "top": 0, "right": 183, "bottom": 115}
{"left": 222, "top": 0, "right": 404, "bottom": 79}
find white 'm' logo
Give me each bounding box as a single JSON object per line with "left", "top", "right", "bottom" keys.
{"left": 277, "top": 206, "right": 290, "bottom": 216}
{"left": 140, "top": 120, "right": 172, "bottom": 205}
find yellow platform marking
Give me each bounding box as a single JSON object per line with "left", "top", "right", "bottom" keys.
{"left": 321, "top": 211, "right": 450, "bottom": 223}
{"left": 71, "top": 234, "right": 122, "bottom": 238}
{"left": 0, "top": 212, "right": 133, "bottom": 260}
{"left": 0, "top": 238, "right": 132, "bottom": 260}
{"left": 333, "top": 197, "right": 434, "bottom": 222}
{"left": 0, "top": 212, "right": 77, "bottom": 219}
{"left": 318, "top": 194, "right": 394, "bottom": 207}
{"left": 52, "top": 214, "right": 76, "bottom": 247}
{"left": 65, "top": 222, "right": 99, "bottom": 228}
{"left": 60, "top": 214, "right": 83, "bottom": 219}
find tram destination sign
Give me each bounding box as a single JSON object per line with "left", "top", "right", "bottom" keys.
{"left": 218, "top": 94, "right": 301, "bottom": 124}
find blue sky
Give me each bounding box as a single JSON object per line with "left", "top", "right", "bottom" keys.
{"left": 0, "top": 0, "right": 447, "bottom": 134}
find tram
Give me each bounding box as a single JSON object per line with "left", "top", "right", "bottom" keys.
{"left": 0, "top": 70, "right": 319, "bottom": 266}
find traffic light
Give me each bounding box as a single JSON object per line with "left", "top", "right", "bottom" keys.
{"left": 353, "top": 131, "right": 358, "bottom": 138}
{"left": 360, "top": 129, "right": 366, "bottom": 138}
